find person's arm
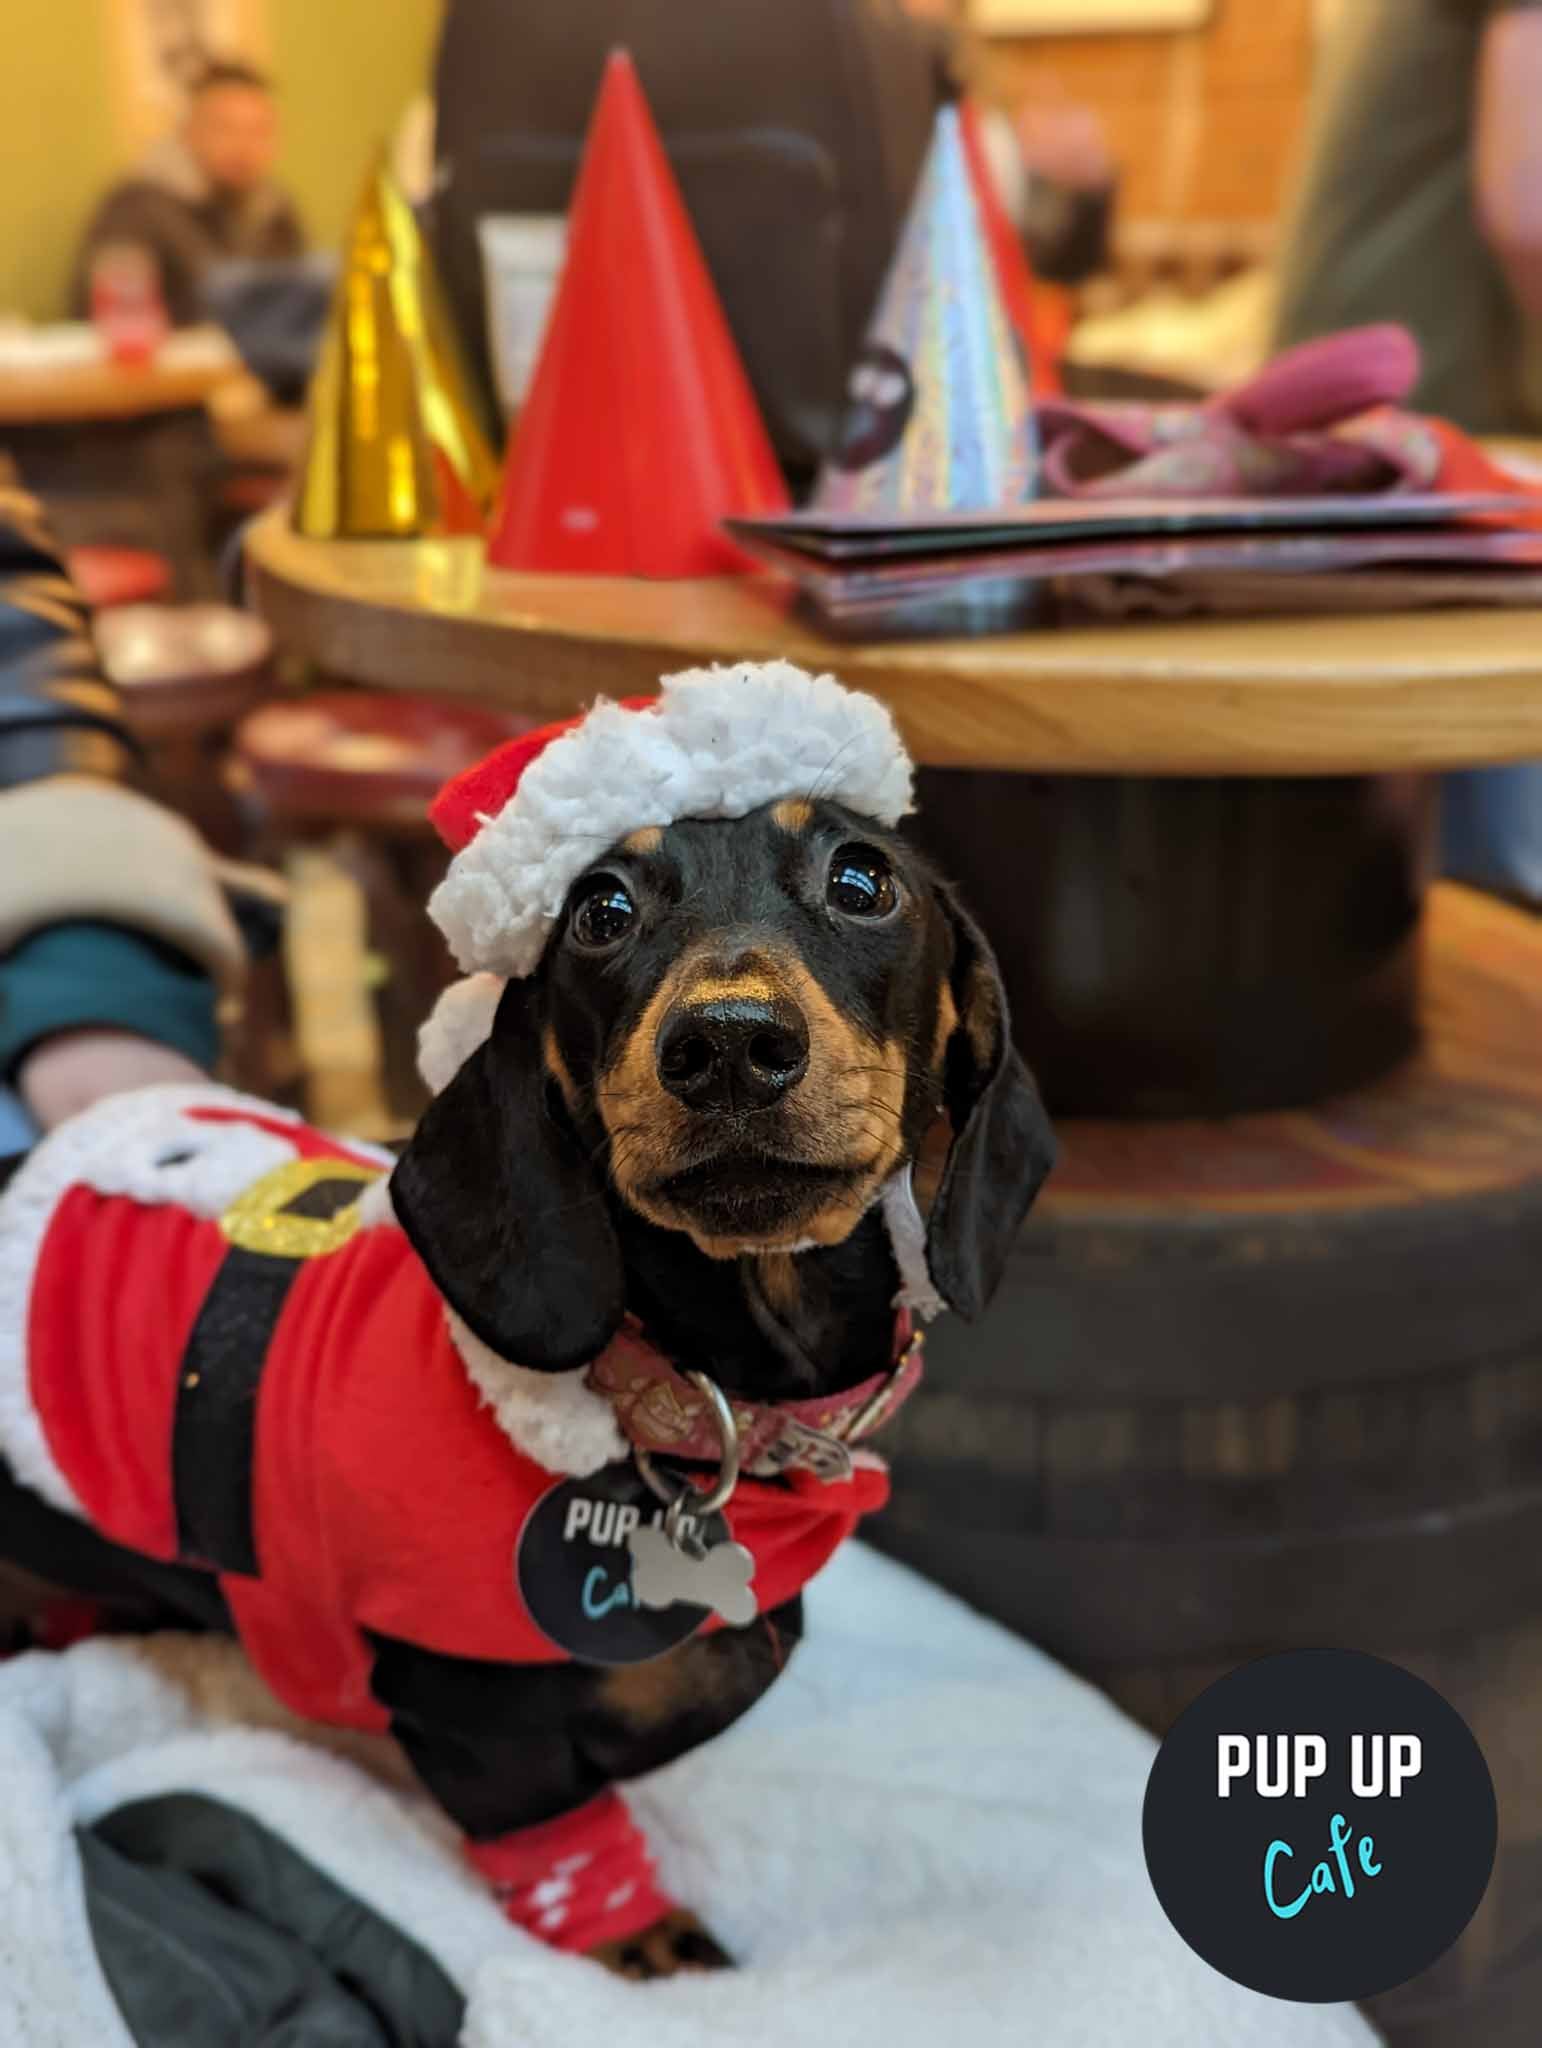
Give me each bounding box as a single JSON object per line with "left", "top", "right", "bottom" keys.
{"left": 1474, "top": 4, "right": 1542, "bottom": 325}
{"left": 0, "top": 487, "right": 240, "bottom": 1128}
{"left": 3, "top": 926, "right": 214, "bottom": 1129}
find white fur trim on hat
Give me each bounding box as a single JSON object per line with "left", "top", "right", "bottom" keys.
{"left": 428, "top": 661, "right": 915, "bottom": 978}
{"left": 417, "top": 973, "right": 505, "bottom": 1093}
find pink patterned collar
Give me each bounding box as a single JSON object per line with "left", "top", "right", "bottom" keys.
{"left": 585, "top": 1315, "right": 924, "bottom": 1481}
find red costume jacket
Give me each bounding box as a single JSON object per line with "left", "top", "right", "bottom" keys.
{"left": 2, "top": 1090, "right": 887, "bottom": 1738}
{"left": 0, "top": 1086, "right": 901, "bottom": 1948}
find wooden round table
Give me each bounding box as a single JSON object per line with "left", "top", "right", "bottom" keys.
{"left": 0, "top": 352, "right": 238, "bottom": 428}
{"left": 244, "top": 507, "right": 1542, "bottom": 1114}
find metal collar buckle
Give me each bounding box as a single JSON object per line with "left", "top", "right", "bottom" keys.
{"left": 634, "top": 1369, "right": 742, "bottom": 1557}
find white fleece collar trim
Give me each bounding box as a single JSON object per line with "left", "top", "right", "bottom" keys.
{"left": 445, "top": 1312, "right": 626, "bottom": 1479}
{"left": 428, "top": 661, "right": 915, "bottom": 978}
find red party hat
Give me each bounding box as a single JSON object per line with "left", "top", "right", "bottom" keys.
{"left": 488, "top": 50, "right": 789, "bottom": 578}
{"left": 958, "top": 99, "right": 1064, "bottom": 402}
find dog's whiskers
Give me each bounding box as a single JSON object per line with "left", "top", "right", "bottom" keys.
{"left": 801, "top": 733, "right": 867, "bottom": 810}
{"left": 830, "top": 1092, "right": 906, "bottom": 1135}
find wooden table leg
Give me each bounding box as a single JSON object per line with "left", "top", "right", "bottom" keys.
{"left": 914, "top": 766, "right": 1436, "bottom": 1117}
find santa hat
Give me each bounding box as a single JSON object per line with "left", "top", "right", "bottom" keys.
{"left": 419, "top": 661, "right": 944, "bottom": 1318}
{"left": 426, "top": 661, "right": 915, "bottom": 980}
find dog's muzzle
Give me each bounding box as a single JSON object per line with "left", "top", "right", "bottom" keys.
{"left": 655, "top": 993, "right": 809, "bottom": 1114}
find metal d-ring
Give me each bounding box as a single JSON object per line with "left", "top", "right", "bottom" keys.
{"left": 634, "top": 1370, "right": 742, "bottom": 1550}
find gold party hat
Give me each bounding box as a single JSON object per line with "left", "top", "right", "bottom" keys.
{"left": 295, "top": 156, "right": 498, "bottom": 539}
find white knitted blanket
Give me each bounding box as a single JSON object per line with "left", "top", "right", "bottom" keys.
{"left": 0, "top": 1543, "right": 1380, "bottom": 2048}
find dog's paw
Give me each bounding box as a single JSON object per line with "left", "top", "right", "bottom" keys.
{"left": 587, "top": 1909, "right": 733, "bottom": 1979}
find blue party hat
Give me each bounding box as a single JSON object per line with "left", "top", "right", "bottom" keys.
{"left": 813, "top": 106, "right": 1035, "bottom": 518}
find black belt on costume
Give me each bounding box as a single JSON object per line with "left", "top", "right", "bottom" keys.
{"left": 172, "top": 1166, "right": 375, "bottom": 1577}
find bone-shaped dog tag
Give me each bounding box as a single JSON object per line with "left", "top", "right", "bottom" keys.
{"left": 628, "top": 1522, "right": 757, "bottom": 1628}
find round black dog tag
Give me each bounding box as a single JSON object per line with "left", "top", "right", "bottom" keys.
{"left": 515, "top": 1463, "right": 724, "bottom": 1665}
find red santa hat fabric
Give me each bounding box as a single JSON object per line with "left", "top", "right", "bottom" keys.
{"left": 427, "top": 662, "right": 915, "bottom": 979}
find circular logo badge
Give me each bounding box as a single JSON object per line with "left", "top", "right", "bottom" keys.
{"left": 514, "top": 1464, "right": 722, "bottom": 1666}
{"left": 1143, "top": 1649, "right": 1496, "bottom": 2005}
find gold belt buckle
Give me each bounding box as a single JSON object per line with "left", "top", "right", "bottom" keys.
{"left": 219, "top": 1157, "right": 380, "bottom": 1259}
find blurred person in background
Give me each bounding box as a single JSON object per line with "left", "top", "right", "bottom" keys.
{"left": 900, "top": 0, "right": 1116, "bottom": 288}
{"left": 1274, "top": 0, "right": 1542, "bottom": 907}
{"left": 0, "top": 489, "right": 240, "bottom": 1155}
{"left": 1275, "top": 0, "right": 1542, "bottom": 434}
{"left": 72, "top": 60, "right": 306, "bottom": 331}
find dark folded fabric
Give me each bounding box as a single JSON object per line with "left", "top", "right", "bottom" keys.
{"left": 79, "top": 1794, "right": 465, "bottom": 2048}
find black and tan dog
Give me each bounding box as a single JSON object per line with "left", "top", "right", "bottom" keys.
{"left": 0, "top": 665, "right": 1053, "bottom": 1976}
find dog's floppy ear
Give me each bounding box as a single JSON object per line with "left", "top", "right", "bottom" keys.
{"left": 390, "top": 977, "right": 624, "bottom": 1371}
{"left": 926, "top": 891, "right": 1056, "bottom": 1320}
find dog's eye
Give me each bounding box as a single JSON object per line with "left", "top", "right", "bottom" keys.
{"left": 571, "top": 876, "right": 636, "bottom": 949}
{"left": 827, "top": 845, "right": 898, "bottom": 920}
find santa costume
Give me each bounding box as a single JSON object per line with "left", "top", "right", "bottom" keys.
{"left": 0, "top": 662, "right": 930, "bottom": 1952}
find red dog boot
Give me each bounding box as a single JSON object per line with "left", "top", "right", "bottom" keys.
{"left": 465, "top": 1787, "right": 726, "bottom": 1974}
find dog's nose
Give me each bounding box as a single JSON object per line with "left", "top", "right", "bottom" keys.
{"left": 656, "top": 993, "right": 810, "bottom": 1112}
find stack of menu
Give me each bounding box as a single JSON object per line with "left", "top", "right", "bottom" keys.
{"left": 725, "top": 494, "right": 1542, "bottom": 627}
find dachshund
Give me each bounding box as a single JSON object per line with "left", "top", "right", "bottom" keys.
{"left": 0, "top": 667, "right": 1055, "bottom": 1979}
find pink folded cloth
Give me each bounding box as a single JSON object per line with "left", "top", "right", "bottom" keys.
{"left": 1040, "top": 325, "right": 1445, "bottom": 498}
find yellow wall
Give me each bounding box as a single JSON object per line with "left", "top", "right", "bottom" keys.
{"left": 267, "top": 0, "right": 443, "bottom": 255}
{"left": 0, "top": 0, "right": 444, "bottom": 319}
{"left": 0, "top": 2, "right": 122, "bottom": 319}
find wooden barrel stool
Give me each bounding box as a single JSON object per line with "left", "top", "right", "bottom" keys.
{"left": 95, "top": 603, "right": 274, "bottom": 856}
{"left": 233, "top": 691, "right": 533, "bottom": 1136}
{"left": 876, "top": 883, "right": 1542, "bottom": 2048}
